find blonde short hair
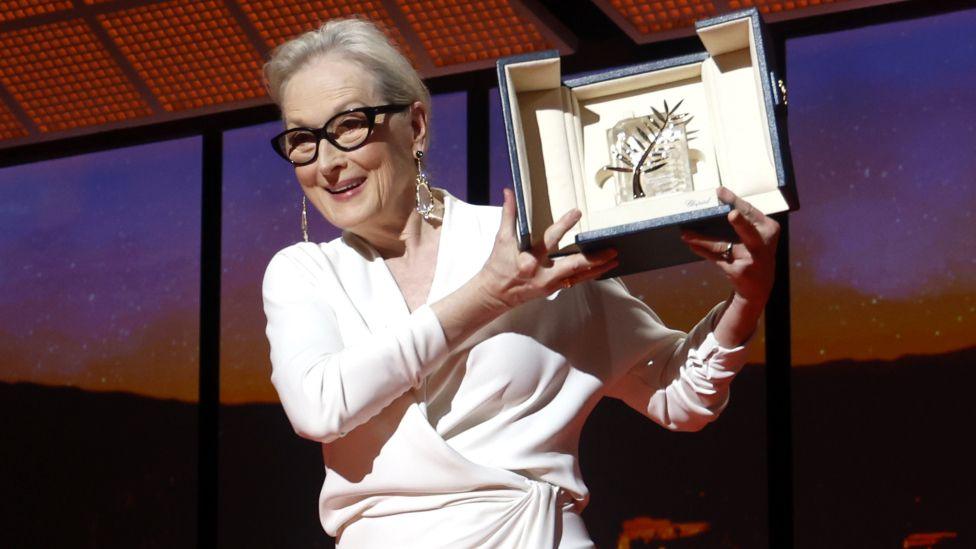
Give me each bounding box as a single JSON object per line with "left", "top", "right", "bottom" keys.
{"left": 263, "top": 17, "right": 430, "bottom": 115}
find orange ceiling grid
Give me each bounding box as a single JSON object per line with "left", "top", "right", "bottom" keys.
{"left": 395, "top": 0, "right": 553, "bottom": 68}
{"left": 592, "top": 0, "right": 904, "bottom": 43}
{"left": 98, "top": 0, "right": 266, "bottom": 112}
{"left": 0, "top": 0, "right": 903, "bottom": 150}
{"left": 0, "top": 18, "right": 151, "bottom": 132}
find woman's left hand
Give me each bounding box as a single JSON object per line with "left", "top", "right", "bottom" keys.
{"left": 680, "top": 187, "right": 781, "bottom": 309}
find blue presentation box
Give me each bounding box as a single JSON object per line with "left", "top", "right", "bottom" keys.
{"left": 497, "top": 8, "right": 799, "bottom": 275}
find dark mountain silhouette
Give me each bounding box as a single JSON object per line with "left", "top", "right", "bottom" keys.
{"left": 581, "top": 347, "right": 974, "bottom": 548}
{"left": 789, "top": 347, "right": 974, "bottom": 549}
{"left": 2, "top": 347, "right": 973, "bottom": 548}
{"left": 0, "top": 383, "right": 197, "bottom": 549}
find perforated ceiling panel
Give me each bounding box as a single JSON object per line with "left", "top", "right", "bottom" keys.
{"left": 396, "top": 0, "right": 552, "bottom": 67}
{"left": 0, "top": 0, "right": 569, "bottom": 147}
{"left": 0, "top": 0, "right": 72, "bottom": 24}
{"left": 729, "top": 0, "right": 840, "bottom": 13}
{"left": 593, "top": 0, "right": 903, "bottom": 43}
{"left": 0, "top": 0, "right": 901, "bottom": 149}
{"left": 0, "top": 18, "right": 151, "bottom": 133}
{"left": 238, "top": 0, "right": 417, "bottom": 65}
{"left": 605, "top": 0, "right": 718, "bottom": 34}
{"left": 0, "top": 100, "right": 27, "bottom": 140}
{"left": 99, "top": 0, "right": 266, "bottom": 112}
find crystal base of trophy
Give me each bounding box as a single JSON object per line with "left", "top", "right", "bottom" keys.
{"left": 604, "top": 100, "right": 697, "bottom": 205}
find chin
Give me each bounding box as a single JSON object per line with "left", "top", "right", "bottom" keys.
{"left": 320, "top": 196, "right": 379, "bottom": 232}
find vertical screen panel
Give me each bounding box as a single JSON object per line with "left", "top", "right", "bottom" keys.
{"left": 218, "top": 92, "right": 467, "bottom": 548}
{"left": 0, "top": 137, "right": 201, "bottom": 546}
{"left": 787, "top": 7, "right": 976, "bottom": 547}
{"left": 218, "top": 118, "right": 331, "bottom": 548}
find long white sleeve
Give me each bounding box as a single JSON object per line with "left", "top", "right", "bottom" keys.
{"left": 262, "top": 248, "right": 449, "bottom": 444}
{"left": 598, "top": 278, "right": 750, "bottom": 432}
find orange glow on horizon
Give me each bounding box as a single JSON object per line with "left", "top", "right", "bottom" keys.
{"left": 617, "top": 516, "right": 710, "bottom": 548}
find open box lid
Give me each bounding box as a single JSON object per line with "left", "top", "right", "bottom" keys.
{"left": 496, "top": 8, "right": 798, "bottom": 272}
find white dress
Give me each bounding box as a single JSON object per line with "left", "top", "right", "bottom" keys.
{"left": 262, "top": 193, "right": 750, "bottom": 548}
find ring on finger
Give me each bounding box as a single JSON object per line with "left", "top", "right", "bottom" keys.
{"left": 721, "top": 242, "right": 734, "bottom": 263}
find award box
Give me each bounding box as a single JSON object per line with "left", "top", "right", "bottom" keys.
{"left": 496, "top": 8, "right": 799, "bottom": 276}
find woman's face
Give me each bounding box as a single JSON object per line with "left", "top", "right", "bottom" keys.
{"left": 280, "top": 55, "right": 426, "bottom": 236}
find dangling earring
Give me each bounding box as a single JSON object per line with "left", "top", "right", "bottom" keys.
{"left": 301, "top": 195, "right": 309, "bottom": 243}
{"left": 414, "top": 150, "right": 434, "bottom": 221}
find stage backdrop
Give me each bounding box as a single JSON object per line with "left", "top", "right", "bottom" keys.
{"left": 1, "top": 7, "right": 973, "bottom": 549}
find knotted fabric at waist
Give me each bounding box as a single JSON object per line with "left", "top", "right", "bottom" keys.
{"left": 335, "top": 477, "right": 588, "bottom": 549}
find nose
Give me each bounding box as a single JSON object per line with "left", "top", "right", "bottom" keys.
{"left": 315, "top": 137, "right": 346, "bottom": 180}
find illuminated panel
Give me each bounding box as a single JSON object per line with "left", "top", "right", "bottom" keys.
{"left": 728, "top": 0, "right": 841, "bottom": 13}
{"left": 0, "top": 0, "right": 72, "bottom": 23}
{"left": 0, "top": 101, "right": 28, "bottom": 140}
{"left": 607, "top": 0, "right": 718, "bottom": 33}
{"left": 397, "top": 0, "right": 552, "bottom": 67}
{"left": 99, "top": 0, "right": 266, "bottom": 112}
{"left": 238, "top": 0, "right": 418, "bottom": 65}
{"left": 0, "top": 19, "right": 152, "bottom": 133}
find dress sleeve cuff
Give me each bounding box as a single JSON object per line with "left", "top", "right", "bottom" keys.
{"left": 693, "top": 331, "right": 750, "bottom": 376}
{"left": 409, "top": 303, "right": 450, "bottom": 379}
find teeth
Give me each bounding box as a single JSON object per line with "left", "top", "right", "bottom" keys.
{"left": 331, "top": 179, "right": 363, "bottom": 193}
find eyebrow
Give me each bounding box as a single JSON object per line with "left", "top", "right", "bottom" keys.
{"left": 285, "top": 100, "right": 367, "bottom": 129}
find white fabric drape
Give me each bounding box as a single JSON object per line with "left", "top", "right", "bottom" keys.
{"left": 262, "top": 192, "right": 749, "bottom": 548}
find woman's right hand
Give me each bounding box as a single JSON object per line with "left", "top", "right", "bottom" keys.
{"left": 432, "top": 189, "right": 617, "bottom": 346}
{"left": 475, "top": 188, "right": 619, "bottom": 311}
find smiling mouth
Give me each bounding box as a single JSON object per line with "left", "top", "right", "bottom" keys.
{"left": 326, "top": 178, "right": 365, "bottom": 195}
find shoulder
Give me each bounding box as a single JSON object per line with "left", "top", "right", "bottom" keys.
{"left": 452, "top": 197, "right": 502, "bottom": 224}
{"left": 262, "top": 239, "right": 352, "bottom": 292}
{"left": 443, "top": 193, "right": 502, "bottom": 243}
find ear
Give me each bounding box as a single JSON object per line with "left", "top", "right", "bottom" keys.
{"left": 409, "top": 100, "right": 429, "bottom": 153}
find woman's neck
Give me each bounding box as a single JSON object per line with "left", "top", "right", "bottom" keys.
{"left": 353, "top": 191, "right": 444, "bottom": 260}
{"left": 357, "top": 211, "right": 440, "bottom": 261}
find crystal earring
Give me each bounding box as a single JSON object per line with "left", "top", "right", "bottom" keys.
{"left": 301, "top": 195, "right": 309, "bottom": 243}
{"left": 414, "top": 150, "right": 434, "bottom": 221}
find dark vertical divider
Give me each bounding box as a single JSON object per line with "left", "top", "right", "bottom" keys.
{"left": 199, "top": 129, "right": 222, "bottom": 548}
{"left": 466, "top": 87, "right": 490, "bottom": 205}
{"left": 765, "top": 214, "right": 793, "bottom": 548}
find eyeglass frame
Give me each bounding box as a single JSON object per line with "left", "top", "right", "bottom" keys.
{"left": 270, "top": 103, "right": 411, "bottom": 166}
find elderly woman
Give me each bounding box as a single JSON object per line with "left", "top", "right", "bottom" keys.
{"left": 261, "top": 17, "right": 779, "bottom": 549}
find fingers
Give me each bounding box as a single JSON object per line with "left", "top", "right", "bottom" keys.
{"left": 717, "top": 187, "right": 760, "bottom": 225}
{"left": 543, "top": 207, "right": 583, "bottom": 253}
{"left": 681, "top": 230, "right": 735, "bottom": 257}
{"left": 685, "top": 240, "right": 731, "bottom": 265}
{"left": 549, "top": 248, "right": 618, "bottom": 286}
{"left": 716, "top": 187, "right": 778, "bottom": 252}
{"left": 497, "top": 188, "right": 585, "bottom": 256}
{"left": 497, "top": 188, "right": 517, "bottom": 239}
{"left": 718, "top": 186, "right": 769, "bottom": 231}
{"left": 728, "top": 209, "right": 764, "bottom": 251}
{"left": 561, "top": 257, "right": 619, "bottom": 288}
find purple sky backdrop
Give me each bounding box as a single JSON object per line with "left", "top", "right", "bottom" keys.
{"left": 784, "top": 7, "right": 976, "bottom": 363}
{"left": 786, "top": 7, "right": 976, "bottom": 299}
{"left": 0, "top": 137, "right": 201, "bottom": 400}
